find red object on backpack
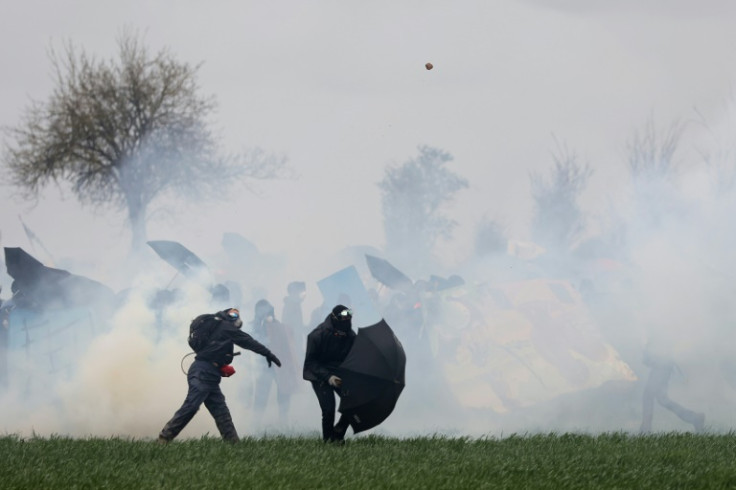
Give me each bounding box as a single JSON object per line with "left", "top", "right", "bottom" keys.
{"left": 220, "top": 365, "right": 235, "bottom": 377}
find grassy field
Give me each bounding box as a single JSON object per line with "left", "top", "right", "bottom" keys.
{"left": 1, "top": 433, "right": 735, "bottom": 489}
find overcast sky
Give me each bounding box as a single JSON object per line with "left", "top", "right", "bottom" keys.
{"left": 3, "top": 0, "right": 736, "bottom": 288}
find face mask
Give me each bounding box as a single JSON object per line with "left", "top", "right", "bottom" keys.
{"left": 332, "top": 310, "right": 352, "bottom": 330}
{"left": 334, "top": 318, "right": 352, "bottom": 332}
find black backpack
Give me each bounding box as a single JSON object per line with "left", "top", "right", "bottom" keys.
{"left": 188, "top": 313, "right": 222, "bottom": 352}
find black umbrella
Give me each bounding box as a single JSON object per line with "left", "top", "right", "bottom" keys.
{"left": 365, "top": 255, "right": 414, "bottom": 293}
{"left": 4, "top": 247, "right": 116, "bottom": 310}
{"left": 337, "top": 319, "right": 406, "bottom": 433}
{"left": 147, "top": 240, "right": 211, "bottom": 284}
{"left": 4, "top": 247, "right": 69, "bottom": 284}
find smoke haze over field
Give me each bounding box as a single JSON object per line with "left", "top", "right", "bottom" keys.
{"left": 3, "top": 1, "right": 736, "bottom": 439}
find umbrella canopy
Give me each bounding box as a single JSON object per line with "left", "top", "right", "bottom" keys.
{"left": 147, "top": 240, "right": 211, "bottom": 284}
{"left": 4, "top": 247, "right": 116, "bottom": 310}
{"left": 337, "top": 319, "right": 406, "bottom": 433}
{"left": 5, "top": 247, "right": 69, "bottom": 284}
{"left": 365, "top": 255, "right": 414, "bottom": 293}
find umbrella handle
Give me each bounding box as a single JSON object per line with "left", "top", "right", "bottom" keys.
{"left": 164, "top": 271, "right": 180, "bottom": 290}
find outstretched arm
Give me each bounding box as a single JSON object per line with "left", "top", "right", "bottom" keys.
{"left": 229, "top": 327, "right": 281, "bottom": 367}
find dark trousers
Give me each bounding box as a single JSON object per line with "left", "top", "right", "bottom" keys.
{"left": 311, "top": 380, "right": 350, "bottom": 441}
{"left": 160, "top": 360, "right": 239, "bottom": 442}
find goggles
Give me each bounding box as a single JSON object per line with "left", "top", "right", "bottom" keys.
{"left": 227, "top": 309, "right": 240, "bottom": 320}
{"left": 336, "top": 308, "right": 352, "bottom": 319}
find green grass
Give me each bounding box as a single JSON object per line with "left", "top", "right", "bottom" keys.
{"left": 1, "top": 433, "right": 735, "bottom": 489}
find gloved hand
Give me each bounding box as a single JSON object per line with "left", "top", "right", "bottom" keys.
{"left": 328, "top": 375, "right": 342, "bottom": 387}
{"left": 220, "top": 365, "right": 236, "bottom": 377}
{"left": 267, "top": 352, "right": 282, "bottom": 368}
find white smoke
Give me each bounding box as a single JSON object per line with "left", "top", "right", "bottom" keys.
{"left": 3, "top": 1, "right": 736, "bottom": 439}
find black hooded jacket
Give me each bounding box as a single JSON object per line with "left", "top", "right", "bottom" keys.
{"left": 195, "top": 312, "right": 274, "bottom": 367}
{"left": 303, "top": 313, "right": 356, "bottom": 382}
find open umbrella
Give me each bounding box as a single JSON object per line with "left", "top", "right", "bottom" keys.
{"left": 337, "top": 319, "right": 406, "bottom": 433}
{"left": 4, "top": 247, "right": 116, "bottom": 310}
{"left": 147, "top": 240, "right": 212, "bottom": 285}
{"left": 365, "top": 255, "right": 414, "bottom": 292}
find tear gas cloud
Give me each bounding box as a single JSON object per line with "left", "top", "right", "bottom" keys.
{"left": 3, "top": 130, "right": 736, "bottom": 439}
{"left": 2, "top": 1, "right": 736, "bottom": 439}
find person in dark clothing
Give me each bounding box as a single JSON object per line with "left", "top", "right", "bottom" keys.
{"left": 282, "top": 281, "right": 306, "bottom": 329}
{"left": 639, "top": 339, "right": 705, "bottom": 433}
{"left": 251, "top": 299, "right": 300, "bottom": 426}
{"left": 158, "top": 307, "right": 282, "bottom": 443}
{"left": 282, "top": 281, "right": 306, "bottom": 345}
{"left": 148, "top": 288, "right": 181, "bottom": 343}
{"left": 303, "top": 304, "right": 356, "bottom": 443}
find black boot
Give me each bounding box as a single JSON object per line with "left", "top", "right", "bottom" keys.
{"left": 332, "top": 415, "right": 350, "bottom": 443}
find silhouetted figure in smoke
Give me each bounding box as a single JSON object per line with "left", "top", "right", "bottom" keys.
{"left": 639, "top": 339, "right": 705, "bottom": 433}
{"left": 303, "top": 304, "right": 356, "bottom": 443}
{"left": 308, "top": 301, "right": 329, "bottom": 331}
{"left": 383, "top": 290, "right": 433, "bottom": 365}
{"left": 209, "top": 283, "right": 231, "bottom": 310}
{"left": 282, "top": 281, "right": 306, "bottom": 344}
{"left": 158, "top": 308, "right": 282, "bottom": 443}
{"left": 251, "top": 299, "right": 300, "bottom": 426}
{"left": 0, "top": 287, "right": 11, "bottom": 388}
{"left": 381, "top": 288, "right": 451, "bottom": 414}
{"left": 148, "top": 288, "right": 181, "bottom": 342}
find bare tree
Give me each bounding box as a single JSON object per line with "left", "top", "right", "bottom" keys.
{"left": 626, "top": 118, "right": 684, "bottom": 227}
{"left": 627, "top": 118, "right": 683, "bottom": 184}
{"left": 378, "top": 146, "right": 468, "bottom": 274}
{"left": 2, "top": 31, "right": 286, "bottom": 251}
{"left": 693, "top": 104, "right": 736, "bottom": 197}
{"left": 530, "top": 143, "right": 593, "bottom": 253}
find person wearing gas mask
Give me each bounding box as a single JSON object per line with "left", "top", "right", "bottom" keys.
{"left": 303, "top": 304, "right": 356, "bottom": 443}
{"left": 158, "top": 307, "right": 282, "bottom": 443}
{"left": 251, "top": 299, "right": 300, "bottom": 426}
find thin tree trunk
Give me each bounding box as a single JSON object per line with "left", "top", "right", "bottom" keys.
{"left": 128, "top": 202, "right": 148, "bottom": 254}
